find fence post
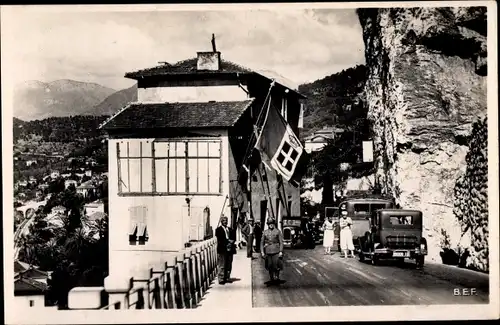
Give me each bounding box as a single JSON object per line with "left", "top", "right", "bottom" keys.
{"left": 211, "top": 238, "right": 217, "bottom": 280}
{"left": 152, "top": 265, "right": 167, "bottom": 309}
{"left": 148, "top": 268, "right": 154, "bottom": 309}
{"left": 201, "top": 243, "right": 209, "bottom": 291}
{"left": 212, "top": 238, "right": 219, "bottom": 281}
{"left": 148, "top": 266, "right": 163, "bottom": 310}
{"left": 213, "top": 238, "right": 218, "bottom": 279}
{"left": 136, "top": 287, "right": 145, "bottom": 309}
{"left": 124, "top": 278, "right": 134, "bottom": 309}
{"left": 206, "top": 241, "right": 212, "bottom": 283}
{"left": 189, "top": 248, "right": 199, "bottom": 305}
{"left": 103, "top": 276, "right": 132, "bottom": 310}
{"left": 195, "top": 246, "right": 204, "bottom": 297}
{"left": 164, "top": 256, "right": 177, "bottom": 309}
{"left": 184, "top": 251, "right": 195, "bottom": 308}
{"left": 199, "top": 243, "right": 206, "bottom": 292}
{"left": 175, "top": 253, "right": 187, "bottom": 309}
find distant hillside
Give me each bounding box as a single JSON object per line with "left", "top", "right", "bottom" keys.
{"left": 14, "top": 115, "right": 109, "bottom": 144}
{"left": 14, "top": 79, "right": 115, "bottom": 121}
{"left": 87, "top": 84, "right": 137, "bottom": 116}
{"left": 298, "top": 65, "right": 367, "bottom": 138}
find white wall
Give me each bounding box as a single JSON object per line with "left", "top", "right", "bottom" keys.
{"left": 305, "top": 141, "right": 327, "bottom": 153}
{"left": 15, "top": 295, "right": 45, "bottom": 309}
{"left": 107, "top": 130, "right": 231, "bottom": 280}
{"left": 85, "top": 204, "right": 104, "bottom": 216}
{"left": 137, "top": 85, "right": 249, "bottom": 103}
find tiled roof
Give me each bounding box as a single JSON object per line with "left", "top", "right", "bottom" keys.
{"left": 305, "top": 134, "right": 335, "bottom": 142}
{"left": 19, "top": 268, "right": 50, "bottom": 280}
{"left": 125, "top": 58, "right": 252, "bottom": 79}
{"left": 14, "top": 260, "right": 32, "bottom": 273}
{"left": 88, "top": 212, "right": 107, "bottom": 221}
{"left": 77, "top": 181, "right": 98, "bottom": 189}
{"left": 101, "top": 99, "right": 254, "bottom": 131}
{"left": 15, "top": 277, "right": 48, "bottom": 294}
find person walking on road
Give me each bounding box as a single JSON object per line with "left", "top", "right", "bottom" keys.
{"left": 304, "top": 219, "right": 315, "bottom": 249}
{"left": 340, "top": 213, "right": 355, "bottom": 258}
{"left": 242, "top": 218, "right": 255, "bottom": 258}
{"left": 321, "top": 216, "right": 335, "bottom": 254}
{"left": 254, "top": 222, "right": 263, "bottom": 253}
{"left": 260, "top": 218, "right": 284, "bottom": 283}
{"left": 215, "top": 216, "right": 236, "bottom": 284}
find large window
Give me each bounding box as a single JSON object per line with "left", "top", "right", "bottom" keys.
{"left": 117, "top": 140, "right": 154, "bottom": 194}
{"left": 117, "top": 139, "right": 222, "bottom": 196}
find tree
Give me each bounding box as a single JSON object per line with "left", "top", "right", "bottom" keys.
{"left": 321, "top": 173, "right": 334, "bottom": 205}
{"left": 49, "top": 178, "right": 65, "bottom": 194}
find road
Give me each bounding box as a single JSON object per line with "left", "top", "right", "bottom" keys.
{"left": 252, "top": 246, "right": 489, "bottom": 307}
{"left": 14, "top": 200, "right": 46, "bottom": 259}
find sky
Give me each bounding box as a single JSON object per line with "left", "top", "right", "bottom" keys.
{"left": 1, "top": 6, "right": 365, "bottom": 91}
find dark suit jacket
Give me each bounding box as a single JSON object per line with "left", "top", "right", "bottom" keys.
{"left": 216, "top": 226, "right": 235, "bottom": 255}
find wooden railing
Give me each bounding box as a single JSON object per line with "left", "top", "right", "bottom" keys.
{"left": 99, "top": 238, "right": 217, "bottom": 310}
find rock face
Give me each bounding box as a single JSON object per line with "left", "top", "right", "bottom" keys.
{"left": 453, "top": 118, "right": 488, "bottom": 271}
{"left": 357, "top": 7, "right": 488, "bottom": 264}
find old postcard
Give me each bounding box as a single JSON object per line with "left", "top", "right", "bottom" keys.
{"left": 1, "top": 1, "right": 498, "bottom": 323}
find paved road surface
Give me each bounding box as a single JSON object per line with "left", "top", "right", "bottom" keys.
{"left": 252, "top": 246, "right": 489, "bottom": 307}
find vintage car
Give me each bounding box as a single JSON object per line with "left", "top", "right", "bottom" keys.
{"left": 338, "top": 195, "right": 396, "bottom": 251}
{"left": 282, "top": 217, "right": 306, "bottom": 248}
{"left": 358, "top": 209, "right": 428, "bottom": 268}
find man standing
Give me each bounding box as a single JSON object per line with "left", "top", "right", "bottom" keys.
{"left": 215, "top": 216, "right": 236, "bottom": 284}
{"left": 304, "top": 219, "right": 315, "bottom": 249}
{"left": 254, "top": 222, "right": 263, "bottom": 253}
{"left": 260, "top": 218, "right": 284, "bottom": 283}
{"left": 242, "top": 218, "right": 255, "bottom": 258}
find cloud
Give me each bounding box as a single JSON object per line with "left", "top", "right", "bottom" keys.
{"left": 2, "top": 7, "right": 365, "bottom": 90}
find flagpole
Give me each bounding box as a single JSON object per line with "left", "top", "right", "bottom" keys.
{"left": 258, "top": 164, "right": 276, "bottom": 222}
{"left": 236, "top": 80, "right": 275, "bottom": 186}
{"left": 235, "top": 80, "right": 276, "bottom": 228}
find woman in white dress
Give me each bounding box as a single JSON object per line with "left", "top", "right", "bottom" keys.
{"left": 340, "top": 213, "right": 355, "bottom": 258}
{"left": 322, "top": 216, "right": 335, "bottom": 254}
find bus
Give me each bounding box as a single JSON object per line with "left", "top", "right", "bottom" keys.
{"left": 338, "top": 195, "right": 396, "bottom": 251}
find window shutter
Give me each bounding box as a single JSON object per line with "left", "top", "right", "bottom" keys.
{"left": 129, "top": 205, "right": 148, "bottom": 244}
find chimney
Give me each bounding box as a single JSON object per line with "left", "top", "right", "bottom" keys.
{"left": 197, "top": 33, "right": 221, "bottom": 71}
{"left": 197, "top": 52, "right": 221, "bottom": 71}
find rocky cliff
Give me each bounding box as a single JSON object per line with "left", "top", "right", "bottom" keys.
{"left": 357, "top": 7, "right": 488, "bottom": 266}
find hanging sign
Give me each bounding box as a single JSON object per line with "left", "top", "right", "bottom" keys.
{"left": 362, "top": 140, "right": 374, "bottom": 163}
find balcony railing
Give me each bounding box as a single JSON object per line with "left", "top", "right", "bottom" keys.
{"left": 69, "top": 237, "right": 217, "bottom": 310}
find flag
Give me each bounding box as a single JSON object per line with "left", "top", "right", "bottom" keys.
{"left": 254, "top": 100, "right": 309, "bottom": 184}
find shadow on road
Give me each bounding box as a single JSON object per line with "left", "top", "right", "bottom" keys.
{"left": 264, "top": 279, "right": 287, "bottom": 287}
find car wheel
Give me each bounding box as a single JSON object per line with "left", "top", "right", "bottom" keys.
{"left": 364, "top": 233, "right": 372, "bottom": 252}
{"left": 396, "top": 258, "right": 405, "bottom": 266}
{"left": 415, "top": 256, "right": 425, "bottom": 269}
{"left": 359, "top": 251, "right": 365, "bottom": 262}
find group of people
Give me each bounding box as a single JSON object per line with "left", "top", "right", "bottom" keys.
{"left": 215, "top": 215, "right": 284, "bottom": 285}
{"left": 241, "top": 218, "right": 262, "bottom": 257}
{"left": 215, "top": 212, "right": 356, "bottom": 286}
{"left": 321, "top": 213, "right": 355, "bottom": 258}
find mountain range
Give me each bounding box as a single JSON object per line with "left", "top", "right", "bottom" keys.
{"left": 13, "top": 80, "right": 136, "bottom": 121}
{"left": 14, "top": 66, "right": 365, "bottom": 135}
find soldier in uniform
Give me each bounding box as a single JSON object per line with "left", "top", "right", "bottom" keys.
{"left": 260, "top": 218, "right": 284, "bottom": 283}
